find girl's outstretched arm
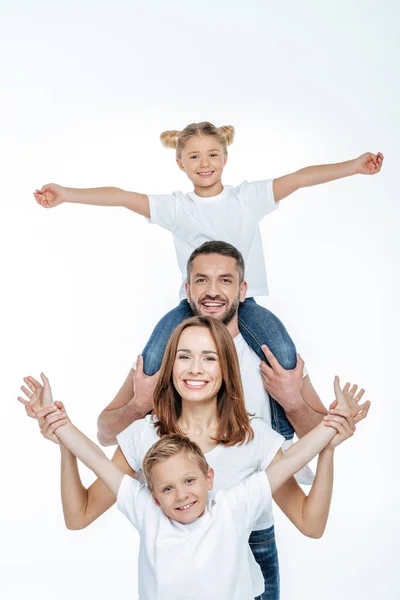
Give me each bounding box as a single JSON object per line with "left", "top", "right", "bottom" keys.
{"left": 33, "top": 183, "right": 150, "bottom": 217}
{"left": 273, "top": 152, "right": 384, "bottom": 202}
{"left": 266, "top": 376, "right": 370, "bottom": 495}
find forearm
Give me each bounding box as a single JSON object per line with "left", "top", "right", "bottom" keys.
{"left": 65, "top": 186, "right": 136, "bottom": 208}
{"left": 60, "top": 444, "right": 91, "bottom": 529}
{"left": 56, "top": 422, "right": 122, "bottom": 495}
{"left": 285, "top": 399, "right": 325, "bottom": 438}
{"left": 97, "top": 397, "right": 150, "bottom": 446}
{"left": 299, "top": 447, "right": 334, "bottom": 538}
{"left": 267, "top": 422, "right": 335, "bottom": 494}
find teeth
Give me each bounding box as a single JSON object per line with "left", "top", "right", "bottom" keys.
{"left": 185, "top": 380, "right": 207, "bottom": 387}
{"left": 204, "top": 302, "right": 223, "bottom": 307}
{"left": 177, "top": 502, "right": 194, "bottom": 510}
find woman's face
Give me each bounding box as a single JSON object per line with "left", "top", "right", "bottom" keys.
{"left": 172, "top": 326, "right": 223, "bottom": 404}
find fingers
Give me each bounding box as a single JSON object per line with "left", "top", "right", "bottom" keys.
{"left": 136, "top": 355, "right": 144, "bottom": 377}
{"left": 17, "top": 396, "right": 36, "bottom": 418}
{"left": 324, "top": 416, "right": 355, "bottom": 440}
{"left": 20, "top": 385, "right": 33, "bottom": 399}
{"left": 35, "top": 405, "right": 58, "bottom": 419}
{"left": 354, "top": 401, "right": 371, "bottom": 424}
{"left": 354, "top": 388, "right": 365, "bottom": 404}
{"left": 333, "top": 375, "right": 342, "bottom": 398}
{"left": 329, "top": 399, "right": 338, "bottom": 410}
{"left": 261, "top": 345, "right": 282, "bottom": 371}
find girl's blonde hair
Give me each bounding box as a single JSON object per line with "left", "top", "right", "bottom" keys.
{"left": 153, "top": 316, "right": 254, "bottom": 447}
{"left": 160, "top": 121, "right": 235, "bottom": 159}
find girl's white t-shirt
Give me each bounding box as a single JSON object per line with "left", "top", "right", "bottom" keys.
{"left": 147, "top": 180, "right": 278, "bottom": 300}
{"left": 117, "top": 471, "right": 271, "bottom": 600}
{"left": 117, "top": 415, "right": 284, "bottom": 531}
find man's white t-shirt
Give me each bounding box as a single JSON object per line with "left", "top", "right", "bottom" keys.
{"left": 117, "top": 471, "right": 272, "bottom": 600}
{"left": 148, "top": 180, "right": 278, "bottom": 299}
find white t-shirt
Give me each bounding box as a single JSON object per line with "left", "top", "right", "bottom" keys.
{"left": 117, "top": 471, "right": 272, "bottom": 600}
{"left": 148, "top": 180, "right": 278, "bottom": 300}
{"left": 117, "top": 416, "right": 284, "bottom": 532}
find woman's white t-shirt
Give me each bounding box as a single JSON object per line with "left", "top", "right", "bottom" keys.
{"left": 117, "top": 415, "right": 284, "bottom": 531}
{"left": 147, "top": 180, "right": 278, "bottom": 299}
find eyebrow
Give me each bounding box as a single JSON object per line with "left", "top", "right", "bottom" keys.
{"left": 177, "top": 349, "right": 218, "bottom": 355}
{"left": 193, "top": 272, "right": 234, "bottom": 278}
{"left": 186, "top": 148, "right": 221, "bottom": 154}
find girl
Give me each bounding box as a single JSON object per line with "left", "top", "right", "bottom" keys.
{"left": 19, "top": 316, "right": 370, "bottom": 600}
{"left": 33, "top": 122, "right": 383, "bottom": 443}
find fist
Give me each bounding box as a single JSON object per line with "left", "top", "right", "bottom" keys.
{"left": 34, "top": 183, "right": 67, "bottom": 208}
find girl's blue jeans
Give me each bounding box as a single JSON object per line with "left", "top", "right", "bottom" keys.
{"left": 142, "top": 298, "right": 296, "bottom": 440}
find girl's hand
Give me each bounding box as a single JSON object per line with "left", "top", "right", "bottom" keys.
{"left": 323, "top": 409, "right": 356, "bottom": 449}
{"left": 36, "top": 401, "right": 69, "bottom": 445}
{"left": 18, "top": 373, "right": 54, "bottom": 415}
{"left": 331, "top": 379, "right": 371, "bottom": 421}
{"left": 33, "top": 183, "right": 67, "bottom": 208}
{"left": 354, "top": 152, "right": 384, "bottom": 175}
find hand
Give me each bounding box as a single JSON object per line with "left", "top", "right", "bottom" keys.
{"left": 36, "top": 401, "right": 69, "bottom": 444}
{"left": 260, "top": 345, "right": 304, "bottom": 412}
{"left": 33, "top": 183, "right": 67, "bottom": 208}
{"left": 354, "top": 152, "right": 384, "bottom": 175}
{"left": 132, "top": 355, "right": 159, "bottom": 414}
{"left": 18, "top": 373, "right": 54, "bottom": 415}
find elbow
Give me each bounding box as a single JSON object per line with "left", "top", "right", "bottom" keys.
{"left": 96, "top": 415, "right": 117, "bottom": 447}
{"left": 303, "top": 525, "right": 326, "bottom": 539}
{"left": 65, "top": 518, "right": 87, "bottom": 531}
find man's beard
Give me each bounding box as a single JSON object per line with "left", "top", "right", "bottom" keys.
{"left": 188, "top": 293, "right": 240, "bottom": 326}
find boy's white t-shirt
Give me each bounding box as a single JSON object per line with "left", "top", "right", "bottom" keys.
{"left": 117, "top": 470, "right": 271, "bottom": 600}
{"left": 147, "top": 180, "right": 278, "bottom": 300}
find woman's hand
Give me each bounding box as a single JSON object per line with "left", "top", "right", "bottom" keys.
{"left": 33, "top": 183, "right": 67, "bottom": 208}
{"left": 323, "top": 379, "right": 371, "bottom": 449}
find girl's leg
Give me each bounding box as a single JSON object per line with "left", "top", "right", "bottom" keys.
{"left": 142, "top": 300, "right": 193, "bottom": 376}
{"left": 238, "top": 298, "right": 296, "bottom": 440}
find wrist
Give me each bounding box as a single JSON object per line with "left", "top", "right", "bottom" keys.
{"left": 320, "top": 445, "right": 335, "bottom": 457}
{"left": 281, "top": 393, "right": 306, "bottom": 415}
{"left": 126, "top": 395, "right": 152, "bottom": 420}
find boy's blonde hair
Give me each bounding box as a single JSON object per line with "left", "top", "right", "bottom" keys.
{"left": 160, "top": 121, "right": 235, "bottom": 159}
{"left": 142, "top": 434, "right": 209, "bottom": 493}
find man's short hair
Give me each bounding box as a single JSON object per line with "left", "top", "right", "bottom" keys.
{"left": 142, "top": 434, "right": 209, "bottom": 492}
{"left": 186, "top": 241, "right": 245, "bottom": 283}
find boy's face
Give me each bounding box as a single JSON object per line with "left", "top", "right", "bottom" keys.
{"left": 151, "top": 452, "right": 214, "bottom": 524}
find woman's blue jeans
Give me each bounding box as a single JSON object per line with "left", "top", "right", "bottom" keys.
{"left": 142, "top": 298, "right": 296, "bottom": 440}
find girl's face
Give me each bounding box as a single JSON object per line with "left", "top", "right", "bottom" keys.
{"left": 177, "top": 135, "right": 227, "bottom": 191}
{"left": 172, "top": 326, "right": 223, "bottom": 405}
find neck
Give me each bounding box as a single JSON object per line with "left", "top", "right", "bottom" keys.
{"left": 225, "top": 314, "right": 240, "bottom": 338}
{"left": 193, "top": 179, "right": 223, "bottom": 198}
{"left": 178, "top": 397, "right": 219, "bottom": 431}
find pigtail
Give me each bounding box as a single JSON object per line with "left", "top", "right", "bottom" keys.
{"left": 217, "top": 125, "right": 235, "bottom": 146}
{"left": 160, "top": 130, "right": 181, "bottom": 149}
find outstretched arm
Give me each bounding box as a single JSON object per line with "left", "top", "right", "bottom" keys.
{"left": 97, "top": 357, "right": 158, "bottom": 446}
{"left": 273, "top": 152, "right": 384, "bottom": 202}
{"left": 33, "top": 183, "right": 150, "bottom": 216}
{"left": 273, "top": 384, "right": 370, "bottom": 538}
{"left": 18, "top": 374, "right": 135, "bottom": 528}
{"left": 266, "top": 376, "right": 370, "bottom": 495}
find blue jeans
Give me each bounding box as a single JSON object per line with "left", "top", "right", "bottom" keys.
{"left": 250, "top": 526, "right": 280, "bottom": 600}
{"left": 142, "top": 298, "right": 296, "bottom": 440}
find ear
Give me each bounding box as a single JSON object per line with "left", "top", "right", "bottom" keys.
{"left": 176, "top": 158, "right": 185, "bottom": 171}
{"left": 185, "top": 281, "right": 190, "bottom": 299}
{"left": 152, "top": 494, "right": 161, "bottom": 507}
{"left": 206, "top": 467, "right": 214, "bottom": 491}
{"left": 223, "top": 152, "right": 228, "bottom": 167}
{"left": 239, "top": 280, "right": 247, "bottom": 303}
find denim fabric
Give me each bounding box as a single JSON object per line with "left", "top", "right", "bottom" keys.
{"left": 249, "top": 526, "right": 280, "bottom": 600}
{"left": 142, "top": 299, "right": 193, "bottom": 376}
{"left": 142, "top": 297, "right": 296, "bottom": 439}
{"left": 238, "top": 298, "right": 296, "bottom": 440}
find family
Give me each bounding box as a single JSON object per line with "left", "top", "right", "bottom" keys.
{"left": 20, "top": 122, "right": 382, "bottom": 599}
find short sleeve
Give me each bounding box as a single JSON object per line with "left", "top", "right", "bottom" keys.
{"left": 222, "top": 472, "right": 272, "bottom": 530}
{"left": 117, "top": 420, "right": 145, "bottom": 472}
{"left": 252, "top": 419, "right": 285, "bottom": 471}
{"left": 117, "top": 474, "right": 152, "bottom": 530}
{"left": 236, "top": 180, "right": 278, "bottom": 222}
{"left": 147, "top": 193, "right": 178, "bottom": 232}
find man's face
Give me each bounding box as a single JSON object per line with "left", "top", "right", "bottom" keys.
{"left": 186, "top": 254, "right": 247, "bottom": 325}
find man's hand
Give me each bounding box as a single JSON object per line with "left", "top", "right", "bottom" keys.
{"left": 34, "top": 183, "right": 67, "bottom": 208}
{"left": 18, "top": 373, "right": 54, "bottom": 415}
{"left": 260, "top": 345, "right": 304, "bottom": 412}
{"left": 354, "top": 152, "right": 384, "bottom": 175}
{"left": 132, "top": 355, "right": 158, "bottom": 414}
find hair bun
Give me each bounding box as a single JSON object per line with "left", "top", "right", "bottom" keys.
{"left": 160, "top": 130, "right": 181, "bottom": 149}
{"left": 217, "top": 125, "right": 235, "bottom": 146}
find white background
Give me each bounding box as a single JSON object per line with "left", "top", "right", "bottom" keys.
{"left": 1, "top": 1, "right": 399, "bottom": 598}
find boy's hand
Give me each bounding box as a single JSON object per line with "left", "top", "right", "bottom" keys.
{"left": 18, "top": 373, "right": 54, "bottom": 415}
{"left": 354, "top": 152, "right": 384, "bottom": 175}
{"left": 34, "top": 183, "right": 67, "bottom": 208}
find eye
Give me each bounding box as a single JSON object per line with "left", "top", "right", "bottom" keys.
{"left": 186, "top": 478, "right": 196, "bottom": 485}
{"left": 195, "top": 277, "right": 206, "bottom": 284}
{"left": 221, "top": 278, "right": 232, "bottom": 284}
{"left": 178, "top": 354, "right": 190, "bottom": 360}
{"left": 162, "top": 486, "right": 172, "bottom": 493}
{"left": 190, "top": 154, "right": 199, "bottom": 159}
{"left": 204, "top": 356, "right": 216, "bottom": 362}
{"left": 210, "top": 153, "right": 218, "bottom": 157}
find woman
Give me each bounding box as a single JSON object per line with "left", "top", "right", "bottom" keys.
{"left": 19, "top": 316, "right": 368, "bottom": 600}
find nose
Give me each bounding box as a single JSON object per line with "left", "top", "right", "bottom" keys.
{"left": 176, "top": 486, "right": 189, "bottom": 502}
{"left": 206, "top": 280, "right": 219, "bottom": 297}
{"left": 199, "top": 154, "right": 210, "bottom": 168}
{"left": 189, "top": 355, "right": 204, "bottom": 375}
